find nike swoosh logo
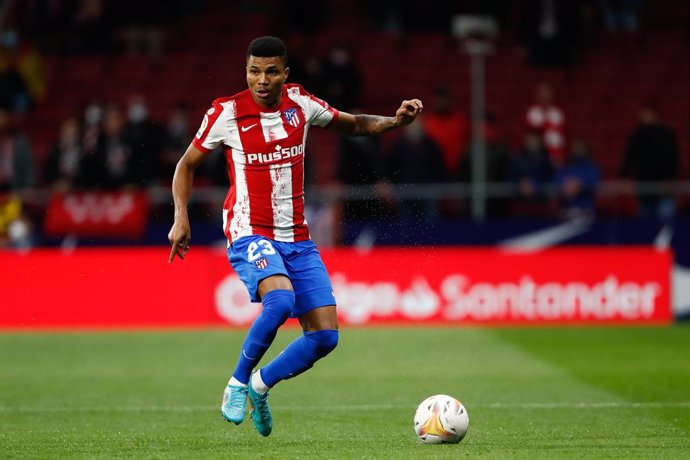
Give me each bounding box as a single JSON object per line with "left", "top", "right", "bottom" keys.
{"left": 242, "top": 349, "right": 256, "bottom": 360}
{"left": 241, "top": 123, "right": 258, "bottom": 132}
{"left": 498, "top": 219, "right": 592, "bottom": 253}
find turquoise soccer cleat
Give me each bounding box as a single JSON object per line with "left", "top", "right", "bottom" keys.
{"left": 247, "top": 381, "right": 273, "bottom": 436}
{"left": 221, "top": 384, "right": 248, "bottom": 425}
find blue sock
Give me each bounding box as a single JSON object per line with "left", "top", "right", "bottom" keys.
{"left": 260, "top": 329, "right": 339, "bottom": 388}
{"left": 231, "top": 289, "right": 294, "bottom": 385}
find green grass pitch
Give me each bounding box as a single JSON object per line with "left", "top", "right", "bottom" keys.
{"left": 1, "top": 326, "right": 689, "bottom": 459}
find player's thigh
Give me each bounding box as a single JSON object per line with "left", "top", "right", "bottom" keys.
{"left": 228, "top": 236, "right": 290, "bottom": 302}
{"left": 299, "top": 305, "right": 338, "bottom": 331}
{"left": 283, "top": 241, "right": 337, "bottom": 318}
{"left": 258, "top": 274, "right": 293, "bottom": 299}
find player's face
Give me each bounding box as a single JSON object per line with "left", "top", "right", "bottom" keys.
{"left": 246, "top": 56, "right": 289, "bottom": 108}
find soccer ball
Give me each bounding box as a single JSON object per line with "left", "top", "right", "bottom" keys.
{"left": 414, "top": 394, "right": 469, "bottom": 444}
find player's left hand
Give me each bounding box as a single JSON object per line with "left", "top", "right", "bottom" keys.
{"left": 395, "top": 99, "right": 424, "bottom": 127}
{"left": 168, "top": 217, "right": 191, "bottom": 263}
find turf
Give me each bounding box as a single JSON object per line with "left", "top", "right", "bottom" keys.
{"left": 1, "top": 326, "right": 689, "bottom": 459}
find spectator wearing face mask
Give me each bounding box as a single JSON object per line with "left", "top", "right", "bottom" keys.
{"left": 159, "top": 102, "right": 191, "bottom": 184}
{"left": 385, "top": 117, "right": 446, "bottom": 218}
{"left": 80, "top": 104, "right": 135, "bottom": 189}
{"left": 124, "top": 93, "right": 163, "bottom": 187}
{"left": 0, "top": 108, "right": 34, "bottom": 249}
{"left": 0, "top": 108, "right": 34, "bottom": 193}
{"left": 81, "top": 99, "right": 104, "bottom": 154}
{"left": 508, "top": 130, "right": 556, "bottom": 216}
{"left": 555, "top": 137, "right": 601, "bottom": 220}
{"left": 319, "top": 43, "right": 361, "bottom": 112}
{"left": 42, "top": 117, "right": 86, "bottom": 191}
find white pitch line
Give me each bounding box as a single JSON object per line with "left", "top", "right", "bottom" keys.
{"left": 1, "top": 402, "right": 689, "bottom": 413}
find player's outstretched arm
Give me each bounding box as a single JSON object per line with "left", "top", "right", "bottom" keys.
{"left": 330, "top": 99, "right": 424, "bottom": 136}
{"left": 168, "top": 144, "right": 206, "bottom": 263}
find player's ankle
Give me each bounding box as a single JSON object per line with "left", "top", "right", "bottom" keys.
{"left": 229, "top": 376, "right": 248, "bottom": 387}
{"left": 251, "top": 370, "right": 270, "bottom": 395}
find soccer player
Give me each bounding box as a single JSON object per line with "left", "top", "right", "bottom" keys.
{"left": 168, "top": 36, "right": 423, "bottom": 436}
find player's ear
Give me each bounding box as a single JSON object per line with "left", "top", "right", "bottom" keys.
{"left": 284, "top": 66, "right": 290, "bottom": 81}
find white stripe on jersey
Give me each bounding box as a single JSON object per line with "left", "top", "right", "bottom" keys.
{"left": 299, "top": 122, "right": 310, "bottom": 229}
{"left": 223, "top": 101, "right": 252, "bottom": 242}
{"left": 270, "top": 163, "right": 294, "bottom": 242}
{"left": 222, "top": 209, "right": 230, "bottom": 248}
{"left": 260, "top": 111, "right": 289, "bottom": 142}
{"left": 286, "top": 87, "right": 335, "bottom": 127}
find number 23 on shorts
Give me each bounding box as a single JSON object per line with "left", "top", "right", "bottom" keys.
{"left": 247, "top": 239, "right": 276, "bottom": 262}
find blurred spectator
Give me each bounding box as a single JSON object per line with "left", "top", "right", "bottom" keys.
{"left": 0, "top": 108, "right": 34, "bottom": 192}
{"left": 80, "top": 104, "right": 135, "bottom": 189}
{"left": 284, "top": 33, "right": 322, "bottom": 96}
{"left": 10, "top": 0, "right": 73, "bottom": 53}
{"left": 124, "top": 93, "right": 162, "bottom": 187}
{"left": 364, "top": 2, "right": 456, "bottom": 33}
{"left": 387, "top": 120, "right": 447, "bottom": 184}
{"left": 599, "top": 0, "right": 643, "bottom": 32}
{"left": 620, "top": 104, "right": 679, "bottom": 220}
{"left": 363, "top": 1, "right": 404, "bottom": 33}
{"left": 159, "top": 102, "right": 191, "bottom": 184}
{"left": 0, "top": 106, "right": 34, "bottom": 248}
{"left": 508, "top": 131, "right": 556, "bottom": 211}
{"left": 66, "top": 0, "right": 112, "bottom": 54}
{"left": 82, "top": 99, "right": 104, "bottom": 153}
{"left": 386, "top": 119, "right": 446, "bottom": 218}
{"left": 525, "top": 82, "right": 566, "bottom": 165}
{"left": 555, "top": 138, "right": 601, "bottom": 219}
{"left": 335, "top": 125, "right": 394, "bottom": 222}
{"left": 459, "top": 114, "right": 511, "bottom": 217}
{"left": 519, "top": 0, "right": 583, "bottom": 68}
{"left": 270, "top": 0, "right": 329, "bottom": 37}
{"left": 0, "top": 193, "right": 33, "bottom": 249}
{"left": 111, "top": 1, "right": 165, "bottom": 58}
{"left": 320, "top": 43, "right": 361, "bottom": 112}
{"left": 0, "top": 30, "right": 44, "bottom": 115}
{"left": 42, "top": 117, "right": 85, "bottom": 191}
{"left": 423, "top": 86, "right": 469, "bottom": 176}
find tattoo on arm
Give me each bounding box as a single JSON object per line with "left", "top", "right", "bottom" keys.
{"left": 353, "top": 114, "right": 398, "bottom": 136}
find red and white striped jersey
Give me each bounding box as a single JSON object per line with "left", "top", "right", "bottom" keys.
{"left": 192, "top": 84, "right": 339, "bottom": 245}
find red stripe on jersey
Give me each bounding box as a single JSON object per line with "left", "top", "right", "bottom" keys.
{"left": 235, "top": 95, "right": 275, "bottom": 240}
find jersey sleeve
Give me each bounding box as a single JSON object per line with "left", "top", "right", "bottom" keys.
{"left": 192, "top": 101, "right": 227, "bottom": 153}
{"left": 287, "top": 85, "right": 339, "bottom": 127}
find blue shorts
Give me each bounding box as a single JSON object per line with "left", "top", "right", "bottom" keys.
{"left": 228, "top": 235, "right": 337, "bottom": 317}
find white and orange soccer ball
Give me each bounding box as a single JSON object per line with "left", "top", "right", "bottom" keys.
{"left": 413, "top": 394, "right": 469, "bottom": 444}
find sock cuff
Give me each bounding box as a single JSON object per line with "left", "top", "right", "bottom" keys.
{"left": 304, "top": 329, "right": 339, "bottom": 336}
{"left": 261, "top": 289, "right": 295, "bottom": 303}
{"left": 304, "top": 330, "right": 339, "bottom": 350}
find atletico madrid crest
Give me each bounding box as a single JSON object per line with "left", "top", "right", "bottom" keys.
{"left": 255, "top": 257, "right": 269, "bottom": 269}
{"left": 282, "top": 108, "right": 300, "bottom": 128}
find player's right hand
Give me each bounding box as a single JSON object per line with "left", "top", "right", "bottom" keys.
{"left": 168, "top": 218, "right": 191, "bottom": 263}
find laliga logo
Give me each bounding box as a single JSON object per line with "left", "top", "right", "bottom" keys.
{"left": 63, "top": 194, "right": 135, "bottom": 223}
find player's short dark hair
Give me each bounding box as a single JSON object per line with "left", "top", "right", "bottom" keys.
{"left": 247, "top": 36, "right": 287, "bottom": 65}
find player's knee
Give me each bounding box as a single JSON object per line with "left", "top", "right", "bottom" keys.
{"left": 306, "top": 329, "right": 339, "bottom": 357}
{"left": 261, "top": 289, "right": 295, "bottom": 322}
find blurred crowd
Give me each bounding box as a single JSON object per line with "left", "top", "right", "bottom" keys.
{"left": 1, "top": 0, "right": 688, "bottom": 248}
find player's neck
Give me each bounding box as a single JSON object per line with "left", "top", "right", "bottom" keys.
{"left": 251, "top": 93, "right": 283, "bottom": 111}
